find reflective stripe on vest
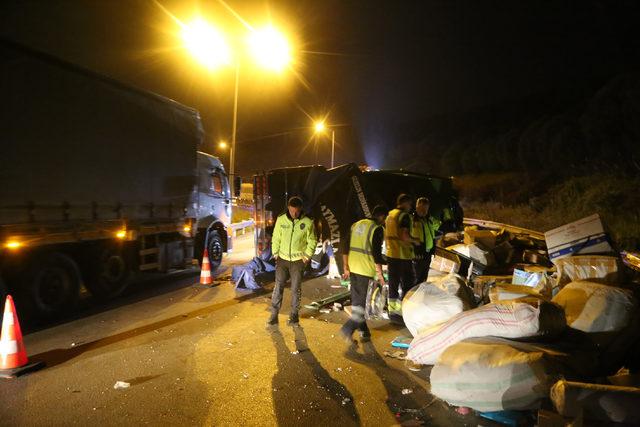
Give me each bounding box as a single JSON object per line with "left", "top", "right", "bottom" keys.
{"left": 385, "top": 209, "right": 414, "bottom": 260}
{"left": 348, "top": 219, "right": 379, "bottom": 278}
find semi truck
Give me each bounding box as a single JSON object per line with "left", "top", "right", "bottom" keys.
{"left": 0, "top": 40, "right": 234, "bottom": 317}
{"left": 253, "top": 163, "right": 463, "bottom": 275}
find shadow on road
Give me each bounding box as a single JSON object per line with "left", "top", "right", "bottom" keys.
{"left": 269, "top": 327, "right": 360, "bottom": 426}
{"left": 345, "top": 341, "right": 435, "bottom": 423}
{"left": 30, "top": 289, "right": 269, "bottom": 369}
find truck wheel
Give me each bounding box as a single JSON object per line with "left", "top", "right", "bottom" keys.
{"left": 84, "top": 245, "right": 131, "bottom": 300}
{"left": 21, "top": 252, "right": 81, "bottom": 318}
{"left": 206, "top": 231, "right": 223, "bottom": 272}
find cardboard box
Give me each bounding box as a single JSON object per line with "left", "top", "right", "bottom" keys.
{"left": 544, "top": 214, "right": 614, "bottom": 262}
{"left": 555, "top": 255, "right": 622, "bottom": 287}
{"left": 451, "top": 243, "right": 497, "bottom": 266}
{"left": 431, "top": 255, "right": 460, "bottom": 274}
{"left": 463, "top": 229, "right": 497, "bottom": 249}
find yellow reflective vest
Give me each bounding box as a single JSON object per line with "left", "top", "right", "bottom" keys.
{"left": 385, "top": 208, "right": 414, "bottom": 260}
{"left": 348, "top": 219, "right": 381, "bottom": 278}
{"left": 271, "top": 213, "right": 317, "bottom": 261}
{"left": 411, "top": 215, "right": 441, "bottom": 255}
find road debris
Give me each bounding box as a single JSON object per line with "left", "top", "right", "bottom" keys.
{"left": 113, "top": 381, "right": 130, "bottom": 390}
{"left": 341, "top": 397, "right": 351, "bottom": 405}
{"left": 401, "top": 388, "right": 413, "bottom": 395}
{"left": 291, "top": 350, "right": 300, "bottom": 355}
{"left": 455, "top": 406, "right": 470, "bottom": 415}
{"left": 333, "top": 302, "right": 343, "bottom": 311}
{"left": 383, "top": 350, "right": 406, "bottom": 360}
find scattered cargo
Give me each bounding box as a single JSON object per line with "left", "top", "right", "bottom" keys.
{"left": 402, "top": 274, "right": 475, "bottom": 337}
{"left": 407, "top": 214, "right": 639, "bottom": 422}
{"left": 552, "top": 280, "right": 636, "bottom": 333}
{"left": 550, "top": 380, "right": 640, "bottom": 424}
{"left": 544, "top": 214, "right": 614, "bottom": 262}
{"left": 408, "top": 299, "right": 566, "bottom": 365}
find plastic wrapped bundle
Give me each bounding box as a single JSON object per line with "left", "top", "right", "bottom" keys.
{"left": 552, "top": 281, "right": 636, "bottom": 333}
{"left": 430, "top": 338, "right": 561, "bottom": 411}
{"left": 402, "top": 274, "right": 475, "bottom": 336}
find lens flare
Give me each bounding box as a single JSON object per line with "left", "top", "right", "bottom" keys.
{"left": 247, "top": 26, "right": 292, "bottom": 72}
{"left": 181, "top": 19, "right": 231, "bottom": 69}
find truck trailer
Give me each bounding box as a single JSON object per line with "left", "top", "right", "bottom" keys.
{"left": 253, "top": 163, "right": 463, "bottom": 275}
{"left": 0, "top": 40, "right": 233, "bottom": 317}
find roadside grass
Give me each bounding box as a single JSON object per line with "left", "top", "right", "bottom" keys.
{"left": 458, "top": 173, "right": 640, "bottom": 251}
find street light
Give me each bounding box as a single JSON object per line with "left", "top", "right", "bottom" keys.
{"left": 180, "top": 19, "right": 231, "bottom": 70}
{"left": 218, "top": 140, "right": 228, "bottom": 149}
{"left": 313, "top": 120, "right": 336, "bottom": 168}
{"left": 181, "top": 19, "right": 293, "bottom": 195}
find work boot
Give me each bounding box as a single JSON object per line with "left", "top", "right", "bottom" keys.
{"left": 266, "top": 312, "right": 279, "bottom": 328}
{"left": 287, "top": 314, "right": 300, "bottom": 327}
{"left": 340, "top": 323, "right": 356, "bottom": 345}
{"left": 358, "top": 330, "right": 371, "bottom": 342}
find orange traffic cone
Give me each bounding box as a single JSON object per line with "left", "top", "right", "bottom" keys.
{"left": 0, "top": 295, "right": 44, "bottom": 378}
{"left": 200, "top": 249, "right": 213, "bottom": 285}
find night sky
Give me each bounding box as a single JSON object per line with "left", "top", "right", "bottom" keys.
{"left": 2, "top": 1, "right": 640, "bottom": 176}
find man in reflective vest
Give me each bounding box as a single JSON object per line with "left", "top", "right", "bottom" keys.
{"left": 412, "top": 197, "right": 442, "bottom": 284}
{"left": 267, "top": 196, "right": 317, "bottom": 327}
{"left": 385, "top": 194, "right": 420, "bottom": 321}
{"left": 340, "top": 205, "right": 387, "bottom": 343}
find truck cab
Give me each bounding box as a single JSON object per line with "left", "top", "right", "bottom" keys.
{"left": 192, "top": 152, "right": 233, "bottom": 271}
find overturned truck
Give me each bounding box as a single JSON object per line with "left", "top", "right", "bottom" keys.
{"left": 253, "top": 164, "right": 463, "bottom": 274}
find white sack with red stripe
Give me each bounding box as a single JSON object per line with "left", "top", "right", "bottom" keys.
{"left": 402, "top": 274, "right": 476, "bottom": 337}
{"left": 407, "top": 299, "right": 566, "bottom": 365}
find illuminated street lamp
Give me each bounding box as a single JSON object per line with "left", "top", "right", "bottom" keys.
{"left": 313, "top": 120, "right": 336, "bottom": 168}
{"left": 181, "top": 19, "right": 293, "bottom": 195}
{"left": 218, "top": 140, "right": 228, "bottom": 149}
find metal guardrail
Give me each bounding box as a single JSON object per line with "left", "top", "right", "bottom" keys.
{"left": 230, "top": 219, "right": 254, "bottom": 237}
{"left": 463, "top": 217, "right": 545, "bottom": 241}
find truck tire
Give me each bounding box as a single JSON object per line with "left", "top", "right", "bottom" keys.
{"left": 84, "top": 245, "right": 131, "bottom": 300}
{"left": 21, "top": 252, "right": 81, "bottom": 318}
{"left": 206, "top": 231, "right": 223, "bottom": 272}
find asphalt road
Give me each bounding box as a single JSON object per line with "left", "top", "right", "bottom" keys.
{"left": 0, "top": 235, "right": 486, "bottom": 426}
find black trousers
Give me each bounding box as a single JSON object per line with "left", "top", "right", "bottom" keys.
{"left": 341, "top": 272, "right": 370, "bottom": 336}
{"left": 270, "top": 259, "right": 304, "bottom": 317}
{"left": 387, "top": 258, "right": 415, "bottom": 300}
{"left": 413, "top": 255, "right": 433, "bottom": 285}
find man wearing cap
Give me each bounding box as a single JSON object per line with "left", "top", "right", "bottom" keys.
{"left": 385, "top": 194, "right": 420, "bottom": 322}
{"left": 412, "top": 197, "right": 442, "bottom": 284}
{"left": 267, "top": 196, "right": 317, "bottom": 327}
{"left": 340, "top": 205, "right": 388, "bottom": 343}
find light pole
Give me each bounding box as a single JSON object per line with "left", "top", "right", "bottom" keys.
{"left": 313, "top": 120, "right": 336, "bottom": 168}
{"left": 181, "top": 19, "right": 293, "bottom": 196}
{"left": 229, "top": 62, "right": 239, "bottom": 194}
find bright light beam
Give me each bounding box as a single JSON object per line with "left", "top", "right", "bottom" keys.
{"left": 181, "top": 19, "right": 231, "bottom": 69}
{"left": 247, "top": 26, "right": 291, "bottom": 72}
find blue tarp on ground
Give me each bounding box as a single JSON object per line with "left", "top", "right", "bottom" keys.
{"left": 232, "top": 246, "right": 275, "bottom": 291}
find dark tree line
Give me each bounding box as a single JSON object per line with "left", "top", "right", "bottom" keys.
{"left": 384, "top": 73, "right": 640, "bottom": 178}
